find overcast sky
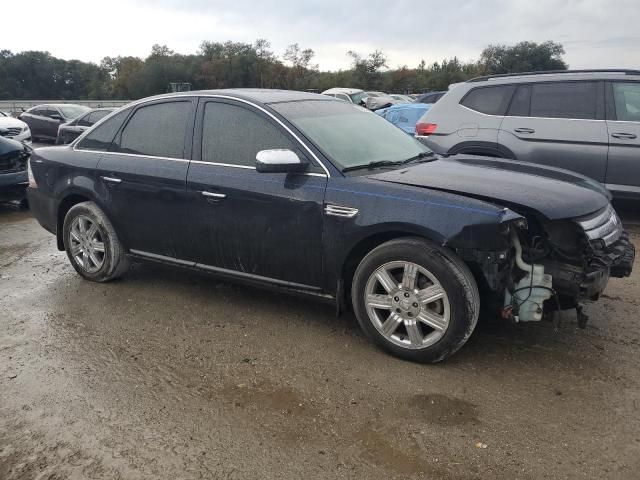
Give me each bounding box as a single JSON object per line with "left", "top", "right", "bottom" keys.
{"left": 5, "top": 0, "right": 640, "bottom": 70}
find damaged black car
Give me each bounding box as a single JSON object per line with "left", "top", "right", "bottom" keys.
{"left": 0, "top": 136, "right": 31, "bottom": 205}
{"left": 26, "top": 90, "right": 635, "bottom": 362}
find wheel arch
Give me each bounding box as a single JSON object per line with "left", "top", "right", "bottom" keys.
{"left": 448, "top": 141, "right": 516, "bottom": 159}
{"left": 55, "top": 189, "right": 111, "bottom": 251}
{"left": 339, "top": 225, "right": 447, "bottom": 305}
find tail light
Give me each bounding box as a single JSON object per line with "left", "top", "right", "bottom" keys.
{"left": 415, "top": 122, "right": 437, "bottom": 136}
{"left": 27, "top": 159, "right": 37, "bottom": 188}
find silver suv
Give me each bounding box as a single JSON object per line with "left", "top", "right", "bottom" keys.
{"left": 416, "top": 70, "right": 640, "bottom": 199}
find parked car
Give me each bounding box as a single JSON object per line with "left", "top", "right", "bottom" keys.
{"left": 376, "top": 103, "right": 432, "bottom": 135}
{"left": 0, "top": 110, "right": 31, "bottom": 144}
{"left": 0, "top": 136, "right": 31, "bottom": 204}
{"left": 56, "top": 108, "right": 115, "bottom": 145}
{"left": 415, "top": 91, "right": 446, "bottom": 104}
{"left": 416, "top": 70, "right": 640, "bottom": 199}
{"left": 27, "top": 90, "right": 634, "bottom": 363}
{"left": 321, "top": 88, "right": 368, "bottom": 105}
{"left": 389, "top": 94, "right": 414, "bottom": 103}
{"left": 20, "top": 104, "right": 91, "bottom": 142}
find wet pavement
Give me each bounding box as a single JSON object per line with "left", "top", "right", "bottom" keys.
{"left": 1, "top": 203, "right": 639, "bottom": 479}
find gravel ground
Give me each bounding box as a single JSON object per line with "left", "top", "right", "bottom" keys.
{"left": 1, "top": 202, "right": 639, "bottom": 480}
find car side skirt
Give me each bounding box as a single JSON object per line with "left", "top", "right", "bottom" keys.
{"left": 128, "top": 249, "right": 335, "bottom": 303}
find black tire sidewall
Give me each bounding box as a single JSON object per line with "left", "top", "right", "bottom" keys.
{"left": 63, "top": 203, "right": 118, "bottom": 282}
{"left": 352, "top": 239, "right": 478, "bottom": 363}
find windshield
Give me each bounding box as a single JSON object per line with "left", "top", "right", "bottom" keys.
{"left": 59, "top": 105, "right": 91, "bottom": 119}
{"left": 349, "top": 91, "right": 367, "bottom": 104}
{"left": 273, "top": 100, "right": 431, "bottom": 171}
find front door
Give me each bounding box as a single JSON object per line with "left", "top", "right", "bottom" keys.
{"left": 605, "top": 81, "right": 640, "bottom": 195}
{"left": 185, "top": 98, "right": 327, "bottom": 288}
{"left": 95, "top": 98, "right": 196, "bottom": 258}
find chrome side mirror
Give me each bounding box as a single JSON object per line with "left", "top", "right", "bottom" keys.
{"left": 255, "top": 149, "right": 308, "bottom": 173}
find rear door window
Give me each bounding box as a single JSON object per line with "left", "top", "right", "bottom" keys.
{"left": 530, "top": 81, "right": 599, "bottom": 120}
{"left": 612, "top": 82, "right": 640, "bottom": 122}
{"left": 113, "top": 101, "right": 192, "bottom": 159}
{"left": 460, "top": 86, "right": 515, "bottom": 115}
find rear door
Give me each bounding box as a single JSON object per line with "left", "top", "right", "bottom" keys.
{"left": 23, "top": 107, "right": 46, "bottom": 137}
{"left": 43, "top": 108, "right": 64, "bottom": 139}
{"left": 95, "top": 98, "right": 196, "bottom": 257}
{"left": 498, "top": 81, "right": 609, "bottom": 182}
{"left": 605, "top": 81, "right": 640, "bottom": 195}
{"left": 185, "top": 98, "right": 327, "bottom": 288}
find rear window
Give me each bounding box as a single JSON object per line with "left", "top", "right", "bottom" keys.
{"left": 76, "top": 108, "right": 130, "bottom": 151}
{"left": 530, "top": 82, "right": 598, "bottom": 120}
{"left": 460, "top": 86, "right": 515, "bottom": 115}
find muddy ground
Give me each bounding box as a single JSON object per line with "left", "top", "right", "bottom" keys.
{"left": 1, "top": 203, "right": 639, "bottom": 480}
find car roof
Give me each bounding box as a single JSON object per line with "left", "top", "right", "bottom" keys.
{"left": 32, "top": 103, "right": 89, "bottom": 108}
{"left": 132, "top": 89, "right": 343, "bottom": 106}
{"left": 321, "top": 88, "right": 364, "bottom": 95}
{"left": 467, "top": 69, "right": 640, "bottom": 85}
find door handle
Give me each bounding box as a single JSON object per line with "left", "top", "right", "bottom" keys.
{"left": 201, "top": 191, "right": 226, "bottom": 199}
{"left": 611, "top": 132, "right": 637, "bottom": 140}
{"left": 101, "top": 176, "right": 122, "bottom": 183}
{"left": 514, "top": 127, "right": 535, "bottom": 134}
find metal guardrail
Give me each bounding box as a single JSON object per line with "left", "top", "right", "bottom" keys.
{"left": 0, "top": 100, "right": 131, "bottom": 115}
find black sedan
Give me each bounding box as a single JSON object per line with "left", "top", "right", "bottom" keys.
{"left": 56, "top": 108, "right": 115, "bottom": 145}
{"left": 20, "top": 104, "right": 91, "bottom": 142}
{"left": 26, "top": 90, "right": 634, "bottom": 362}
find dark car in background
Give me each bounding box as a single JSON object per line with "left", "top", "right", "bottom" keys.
{"left": 0, "top": 136, "right": 31, "bottom": 204}
{"left": 416, "top": 70, "right": 640, "bottom": 199}
{"left": 56, "top": 108, "right": 115, "bottom": 145}
{"left": 27, "top": 90, "right": 634, "bottom": 363}
{"left": 20, "top": 104, "right": 91, "bottom": 142}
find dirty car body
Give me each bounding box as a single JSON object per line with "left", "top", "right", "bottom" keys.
{"left": 0, "top": 136, "right": 31, "bottom": 203}
{"left": 26, "top": 90, "right": 635, "bottom": 362}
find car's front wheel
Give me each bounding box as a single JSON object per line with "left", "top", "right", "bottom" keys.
{"left": 63, "top": 201, "right": 129, "bottom": 282}
{"left": 352, "top": 237, "right": 479, "bottom": 363}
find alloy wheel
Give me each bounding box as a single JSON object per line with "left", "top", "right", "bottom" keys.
{"left": 69, "top": 215, "right": 105, "bottom": 273}
{"left": 364, "top": 261, "right": 451, "bottom": 349}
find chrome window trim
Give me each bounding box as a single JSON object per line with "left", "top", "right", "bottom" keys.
{"left": 72, "top": 93, "right": 332, "bottom": 178}
{"left": 78, "top": 149, "right": 191, "bottom": 163}
{"left": 71, "top": 151, "right": 326, "bottom": 177}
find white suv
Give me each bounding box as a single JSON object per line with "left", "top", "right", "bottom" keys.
{"left": 321, "top": 88, "right": 368, "bottom": 106}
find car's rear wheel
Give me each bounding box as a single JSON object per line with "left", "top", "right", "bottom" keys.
{"left": 63, "top": 201, "right": 129, "bottom": 282}
{"left": 352, "top": 237, "right": 479, "bottom": 363}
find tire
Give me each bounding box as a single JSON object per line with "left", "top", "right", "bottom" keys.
{"left": 62, "top": 201, "right": 129, "bottom": 282}
{"left": 352, "top": 237, "right": 479, "bottom": 363}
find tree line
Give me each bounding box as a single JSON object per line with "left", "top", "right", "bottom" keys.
{"left": 0, "top": 40, "right": 567, "bottom": 100}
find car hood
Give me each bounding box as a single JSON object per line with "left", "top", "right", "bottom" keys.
{"left": 368, "top": 155, "right": 610, "bottom": 219}
{"left": 0, "top": 117, "right": 27, "bottom": 129}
